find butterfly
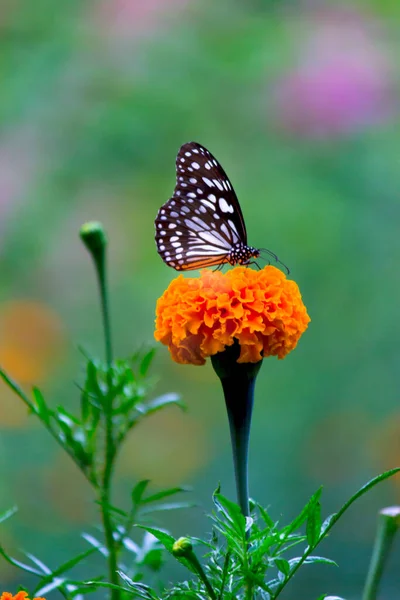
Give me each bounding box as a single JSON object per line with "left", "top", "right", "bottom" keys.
{"left": 155, "top": 142, "right": 287, "bottom": 273}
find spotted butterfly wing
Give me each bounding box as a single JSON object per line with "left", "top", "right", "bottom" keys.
{"left": 155, "top": 142, "right": 259, "bottom": 271}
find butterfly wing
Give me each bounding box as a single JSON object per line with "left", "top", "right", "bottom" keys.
{"left": 155, "top": 142, "right": 247, "bottom": 271}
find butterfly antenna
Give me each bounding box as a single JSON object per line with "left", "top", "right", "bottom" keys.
{"left": 259, "top": 248, "right": 290, "bottom": 275}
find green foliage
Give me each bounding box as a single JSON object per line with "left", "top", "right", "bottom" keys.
{"left": 127, "top": 469, "right": 399, "bottom": 600}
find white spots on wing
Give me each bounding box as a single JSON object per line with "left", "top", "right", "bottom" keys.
{"left": 157, "top": 223, "right": 162, "bottom": 229}
{"left": 225, "top": 180, "right": 232, "bottom": 190}
{"left": 181, "top": 205, "right": 190, "bottom": 214}
{"left": 199, "top": 205, "right": 207, "bottom": 213}
{"left": 189, "top": 177, "right": 197, "bottom": 184}
{"left": 170, "top": 236, "right": 179, "bottom": 242}
{"left": 185, "top": 218, "right": 203, "bottom": 232}
{"left": 212, "top": 159, "right": 218, "bottom": 166}
{"left": 220, "top": 223, "right": 232, "bottom": 240}
{"left": 214, "top": 179, "right": 223, "bottom": 191}
{"left": 170, "top": 211, "right": 179, "bottom": 218}
{"left": 175, "top": 191, "right": 181, "bottom": 196}
{"left": 222, "top": 180, "right": 230, "bottom": 191}
{"left": 179, "top": 177, "right": 184, "bottom": 181}
{"left": 199, "top": 231, "right": 231, "bottom": 249}
{"left": 219, "top": 198, "right": 234, "bottom": 213}
{"left": 180, "top": 158, "right": 185, "bottom": 163}
{"left": 176, "top": 230, "right": 183, "bottom": 235}
{"left": 171, "top": 241, "right": 181, "bottom": 248}
{"left": 181, "top": 182, "right": 187, "bottom": 187}
{"left": 201, "top": 198, "right": 215, "bottom": 210}
{"left": 194, "top": 209, "right": 201, "bottom": 215}
{"left": 202, "top": 177, "right": 213, "bottom": 187}
{"left": 160, "top": 215, "right": 167, "bottom": 221}
{"left": 176, "top": 253, "right": 183, "bottom": 259}
{"left": 161, "top": 209, "right": 166, "bottom": 214}
{"left": 192, "top": 161, "right": 200, "bottom": 169}
{"left": 214, "top": 213, "right": 220, "bottom": 219}
{"left": 188, "top": 167, "right": 194, "bottom": 173}
{"left": 168, "top": 223, "right": 177, "bottom": 229}
{"left": 160, "top": 230, "right": 166, "bottom": 236}
{"left": 227, "top": 219, "right": 240, "bottom": 241}
{"left": 184, "top": 151, "right": 191, "bottom": 157}
{"left": 159, "top": 245, "right": 165, "bottom": 251}
{"left": 208, "top": 194, "right": 216, "bottom": 203}
{"left": 187, "top": 192, "right": 196, "bottom": 198}
{"left": 170, "top": 200, "right": 176, "bottom": 206}
{"left": 205, "top": 162, "right": 212, "bottom": 170}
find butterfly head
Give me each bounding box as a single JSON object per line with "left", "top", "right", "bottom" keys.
{"left": 228, "top": 243, "right": 260, "bottom": 266}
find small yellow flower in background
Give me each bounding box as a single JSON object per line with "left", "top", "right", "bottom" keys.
{"left": 1, "top": 593, "right": 45, "bottom": 600}
{"left": 155, "top": 266, "right": 310, "bottom": 365}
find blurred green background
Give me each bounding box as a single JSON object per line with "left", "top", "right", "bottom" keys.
{"left": 1, "top": 0, "right": 400, "bottom": 597}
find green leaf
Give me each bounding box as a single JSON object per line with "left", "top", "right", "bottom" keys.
{"left": 306, "top": 500, "right": 322, "bottom": 548}
{"left": 304, "top": 556, "right": 338, "bottom": 567}
{"left": 213, "top": 493, "right": 246, "bottom": 537}
{"left": 139, "top": 348, "right": 156, "bottom": 377}
{"left": 132, "top": 480, "right": 151, "bottom": 506}
{"left": 256, "top": 503, "right": 275, "bottom": 529}
{"left": 275, "top": 558, "right": 290, "bottom": 576}
{"left": 140, "top": 501, "right": 196, "bottom": 515}
{"left": 317, "top": 468, "right": 400, "bottom": 544}
{"left": 0, "top": 369, "right": 33, "bottom": 409}
{"left": 142, "top": 485, "right": 191, "bottom": 505}
{"left": 0, "top": 546, "right": 42, "bottom": 576}
{"left": 33, "top": 547, "right": 98, "bottom": 593}
{"left": 32, "top": 388, "right": 51, "bottom": 425}
{"left": 0, "top": 506, "right": 17, "bottom": 524}
{"left": 284, "top": 487, "right": 323, "bottom": 537}
{"left": 137, "top": 393, "right": 184, "bottom": 418}
{"left": 83, "top": 581, "right": 134, "bottom": 593}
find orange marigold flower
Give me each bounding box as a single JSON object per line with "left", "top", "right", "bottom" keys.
{"left": 1, "top": 593, "right": 45, "bottom": 600}
{"left": 154, "top": 265, "right": 310, "bottom": 365}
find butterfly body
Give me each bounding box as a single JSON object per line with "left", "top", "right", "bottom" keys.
{"left": 155, "top": 142, "right": 283, "bottom": 272}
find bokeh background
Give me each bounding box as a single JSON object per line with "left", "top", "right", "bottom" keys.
{"left": 1, "top": 0, "right": 400, "bottom": 597}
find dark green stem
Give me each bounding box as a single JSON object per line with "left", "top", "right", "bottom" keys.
{"left": 188, "top": 550, "right": 217, "bottom": 600}
{"left": 362, "top": 507, "right": 400, "bottom": 600}
{"left": 211, "top": 342, "right": 262, "bottom": 517}
{"left": 80, "top": 222, "right": 119, "bottom": 599}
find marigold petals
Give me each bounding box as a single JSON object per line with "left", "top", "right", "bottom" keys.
{"left": 154, "top": 266, "right": 310, "bottom": 365}
{"left": 1, "top": 594, "right": 45, "bottom": 600}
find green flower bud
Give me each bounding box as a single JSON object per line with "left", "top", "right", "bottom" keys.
{"left": 80, "top": 221, "right": 107, "bottom": 253}
{"left": 172, "top": 537, "right": 193, "bottom": 557}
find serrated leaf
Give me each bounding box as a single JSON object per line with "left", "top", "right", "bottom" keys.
{"left": 306, "top": 501, "right": 322, "bottom": 548}
{"left": 132, "top": 480, "right": 151, "bottom": 506}
{"left": 317, "top": 467, "right": 400, "bottom": 544}
{"left": 256, "top": 503, "right": 274, "bottom": 529}
{"left": 213, "top": 493, "right": 246, "bottom": 537}
{"left": 284, "top": 487, "right": 323, "bottom": 537}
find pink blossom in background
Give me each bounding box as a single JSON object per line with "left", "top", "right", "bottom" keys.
{"left": 94, "top": 0, "right": 190, "bottom": 40}
{"left": 272, "top": 7, "right": 396, "bottom": 139}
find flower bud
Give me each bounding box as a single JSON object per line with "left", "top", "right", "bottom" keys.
{"left": 80, "top": 221, "right": 107, "bottom": 253}
{"left": 172, "top": 536, "right": 193, "bottom": 557}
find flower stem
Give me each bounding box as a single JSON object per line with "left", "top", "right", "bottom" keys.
{"left": 362, "top": 506, "right": 400, "bottom": 600}
{"left": 188, "top": 550, "right": 217, "bottom": 600}
{"left": 211, "top": 343, "right": 262, "bottom": 517}
{"left": 80, "top": 222, "right": 119, "bottom": 599}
